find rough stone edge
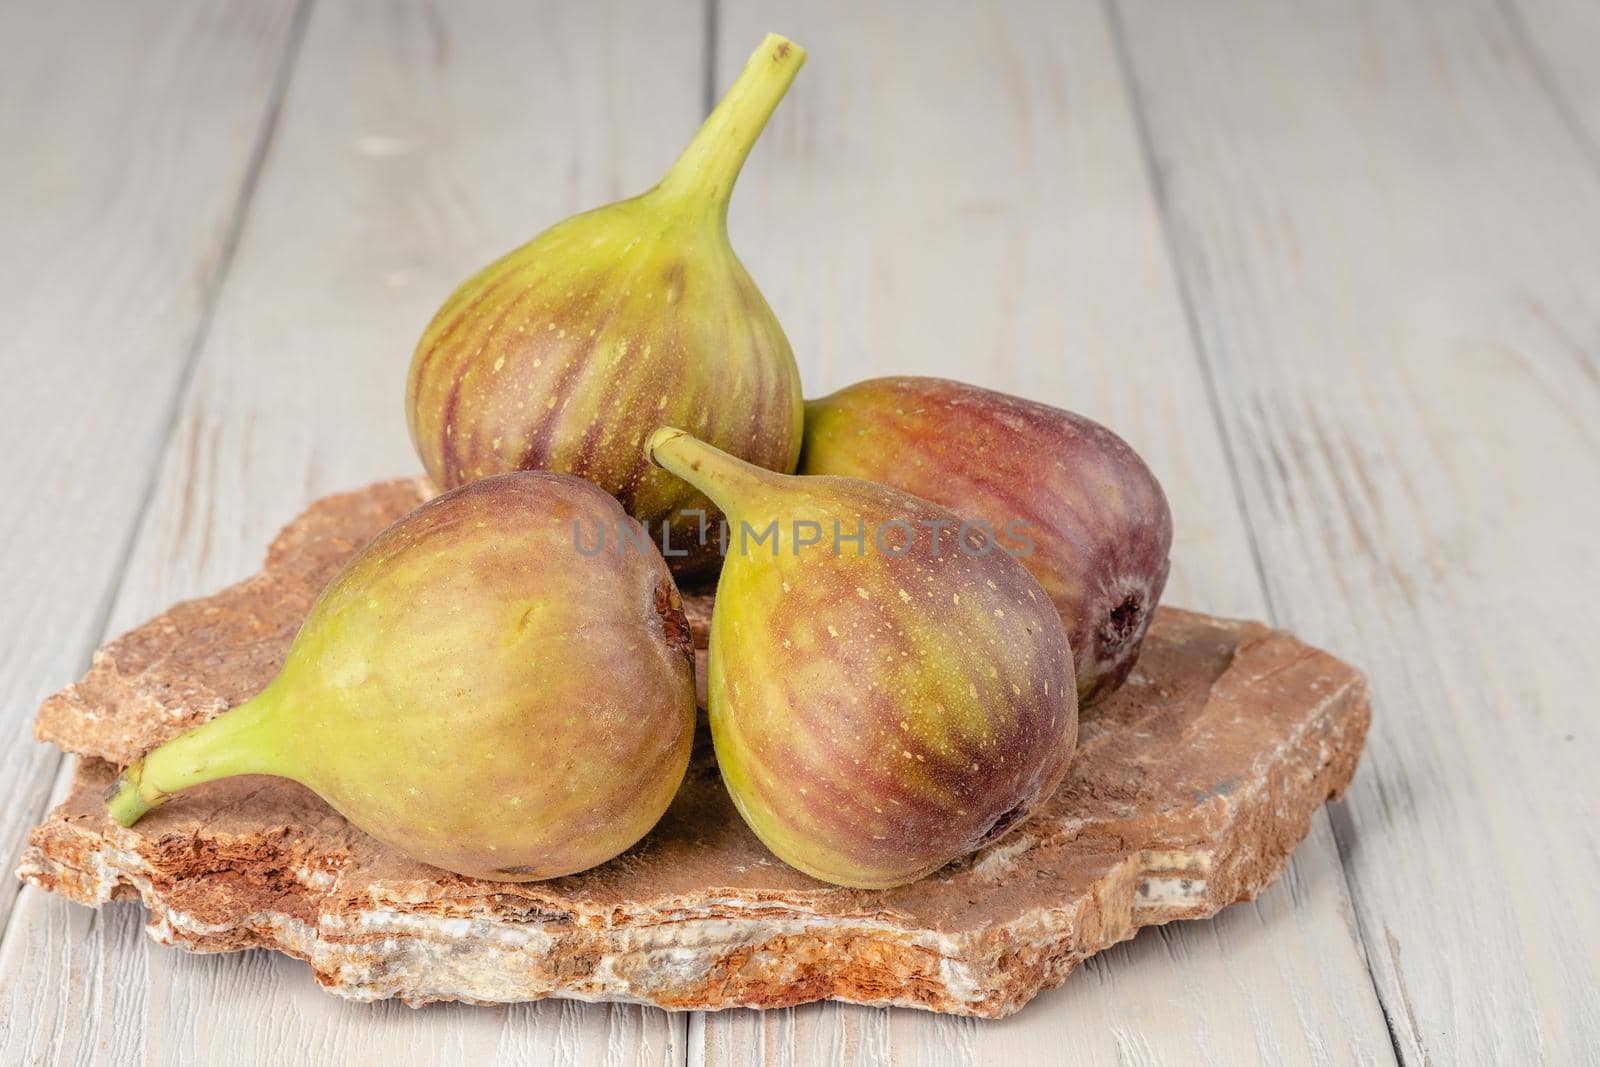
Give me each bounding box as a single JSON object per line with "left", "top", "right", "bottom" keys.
{"left": 17, "top": 668, "right": 1367, "bottom": 1019}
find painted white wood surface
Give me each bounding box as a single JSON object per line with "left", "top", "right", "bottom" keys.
{"left": 698, "top": 3, "right": 1391, "bottom": 1064}
{"left": 0, "top": 0, "right": 303, "bottom": 934}
{"left": 6, "top": 0, "right": 1600, "bottom": 1063}
{"left": 1113, "top": 0, "right": 1600, "bottom": 1063}
{"left": 0, "top": 1, "right": 701, "bottom": 1064}
{"left": 1503, "top": 0, "right": 1600, "bottom": 155}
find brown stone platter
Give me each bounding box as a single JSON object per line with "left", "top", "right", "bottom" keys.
{"left": 18, "top": 479, "right": 1369, "bottom": 1018}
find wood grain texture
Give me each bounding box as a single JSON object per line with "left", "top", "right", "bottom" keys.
{"left": 0, "top": 0, "right": 302, "bottom": 935}
{"left": 698, "top": 3, "right": 1391, "bottom": 1064}
{"left": 1502, "top": 0, "right": 1600, "bottom": 171}
{"left": 1113, "top": 0, "right": 1600, "bottom": 1062}
{"left": 8, "top": 0, "right": 1599, "bottom": 1062}
{"left": 0, "top": 1, "right": 703, "bottom": 1063}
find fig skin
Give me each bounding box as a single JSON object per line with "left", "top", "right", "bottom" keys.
{"left": 647, "top": 428, "right": 1078, "bottom": 890}
{"left": 106, "top": 473, "right": 696, "bottom": 882}
{"left": 800, "top": 377, "right": 1173, "bottom": 706}
{"left": 407, "top": 35, "right": 807, "bottom": 575}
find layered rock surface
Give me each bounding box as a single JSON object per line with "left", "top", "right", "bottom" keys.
{"left": 19, "top": 479, "right": 1369, "bottom": 1017}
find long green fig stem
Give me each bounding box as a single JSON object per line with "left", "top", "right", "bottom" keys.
{"left": 105, "top": 688, "right": 290, "bottom": 827}
{"left": 645, "top": 427, "right": 776, "bottom": 515}
{"left": 655, "top": 32, "right": 805, "bottom": 218}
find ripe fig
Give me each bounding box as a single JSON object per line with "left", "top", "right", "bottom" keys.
{"left": 105, "top": 473, "right": 696, "bottom": 882}
{"left": 407, "top": 34, "right": 808, "bottom": 574}
{"left": 799, "top": 377, "right": 1172, "bottom": 706}
{"left": 645, "top": 428, "right": 1077, "bottom": 889}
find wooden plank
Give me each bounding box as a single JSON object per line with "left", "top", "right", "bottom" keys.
{"left": 0, "top": 0, "right": 303, "bottom": 934}
{"left": 1112, "top": 0, "right": 1600, "bottom": 1062}
{"left": 0, "top": 1, "right": 704, "bottom": 1063}
{"left": 697, "top": 3, "right": 1392, "bottom": 1064}
{"left": 1501, "top": 0, "right": 1600, "bottom": 167}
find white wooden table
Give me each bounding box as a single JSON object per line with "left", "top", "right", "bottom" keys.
{"left": 2, "top": 2, "right": 1597, "bottom": 1063}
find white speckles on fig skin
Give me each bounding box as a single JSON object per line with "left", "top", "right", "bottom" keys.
{"left": 647, "top": 429, "right": 1078, "bottom": 890}
{"left": 111, "top": 472, "right": 698, "bottom": 882}
{"left": 406, "top": 36, "right": 809, "bottom": 577}
{"left": 800, "top": 377, "right": 1174, "bottom": 706}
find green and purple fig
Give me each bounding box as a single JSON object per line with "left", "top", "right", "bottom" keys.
{"left": 646, "top": 428, "right": 1078, "bottom": 889}
{"left": 800, "top": 377, "right": 1172, "bottom": 706}
{"left": 105, "top": 473, "right": 696, "bottom": 882}
{"left": 407, "top": 34, "right": 808, "bottom": 574}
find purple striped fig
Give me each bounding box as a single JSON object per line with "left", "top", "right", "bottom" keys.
{"left": 106, "top": 472, "right": 696, "bottom": 882}
{"left": 646, "top": 428, "right": 1078, "bottom": 889}
{"left": 799, "top": 377, "right": 1172, "bottom": 706}
{"left": 406, "top": 34, "right": 807, "bottom": 574}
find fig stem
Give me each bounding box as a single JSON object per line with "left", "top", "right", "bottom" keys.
{"left": 645, "top": 427, "right": 774, "bottom": 515}
{"left": 656, "top": 32, "right": 805, "bottom": 217}
{"left": 104, "top": 759, "right": 163, "bottom": 826}
{"left": 104, "top": 687, "right": 290, "bottom": 828}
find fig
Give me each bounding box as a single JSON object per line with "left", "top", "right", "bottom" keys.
{"left": 105, "top": 473, "right": 696, "bottom": 882}
{"left": 799, "top": 377, "right": 1173, "bottom": 706}
{"left": 645, "top": 428, "right": 1077, "bottom": 889}
{"left": 406, "top": 33, "right": 808, "bottom": 574}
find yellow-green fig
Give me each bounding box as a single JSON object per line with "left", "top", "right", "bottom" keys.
{"left": 645, "top": 428, "right": 1078, "bottom": 889}
{"left": 105, "top": 473, "right": 696, "bottom": 881}
{"left": 407, "top": 34, "right": 807, "bottom": 573}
